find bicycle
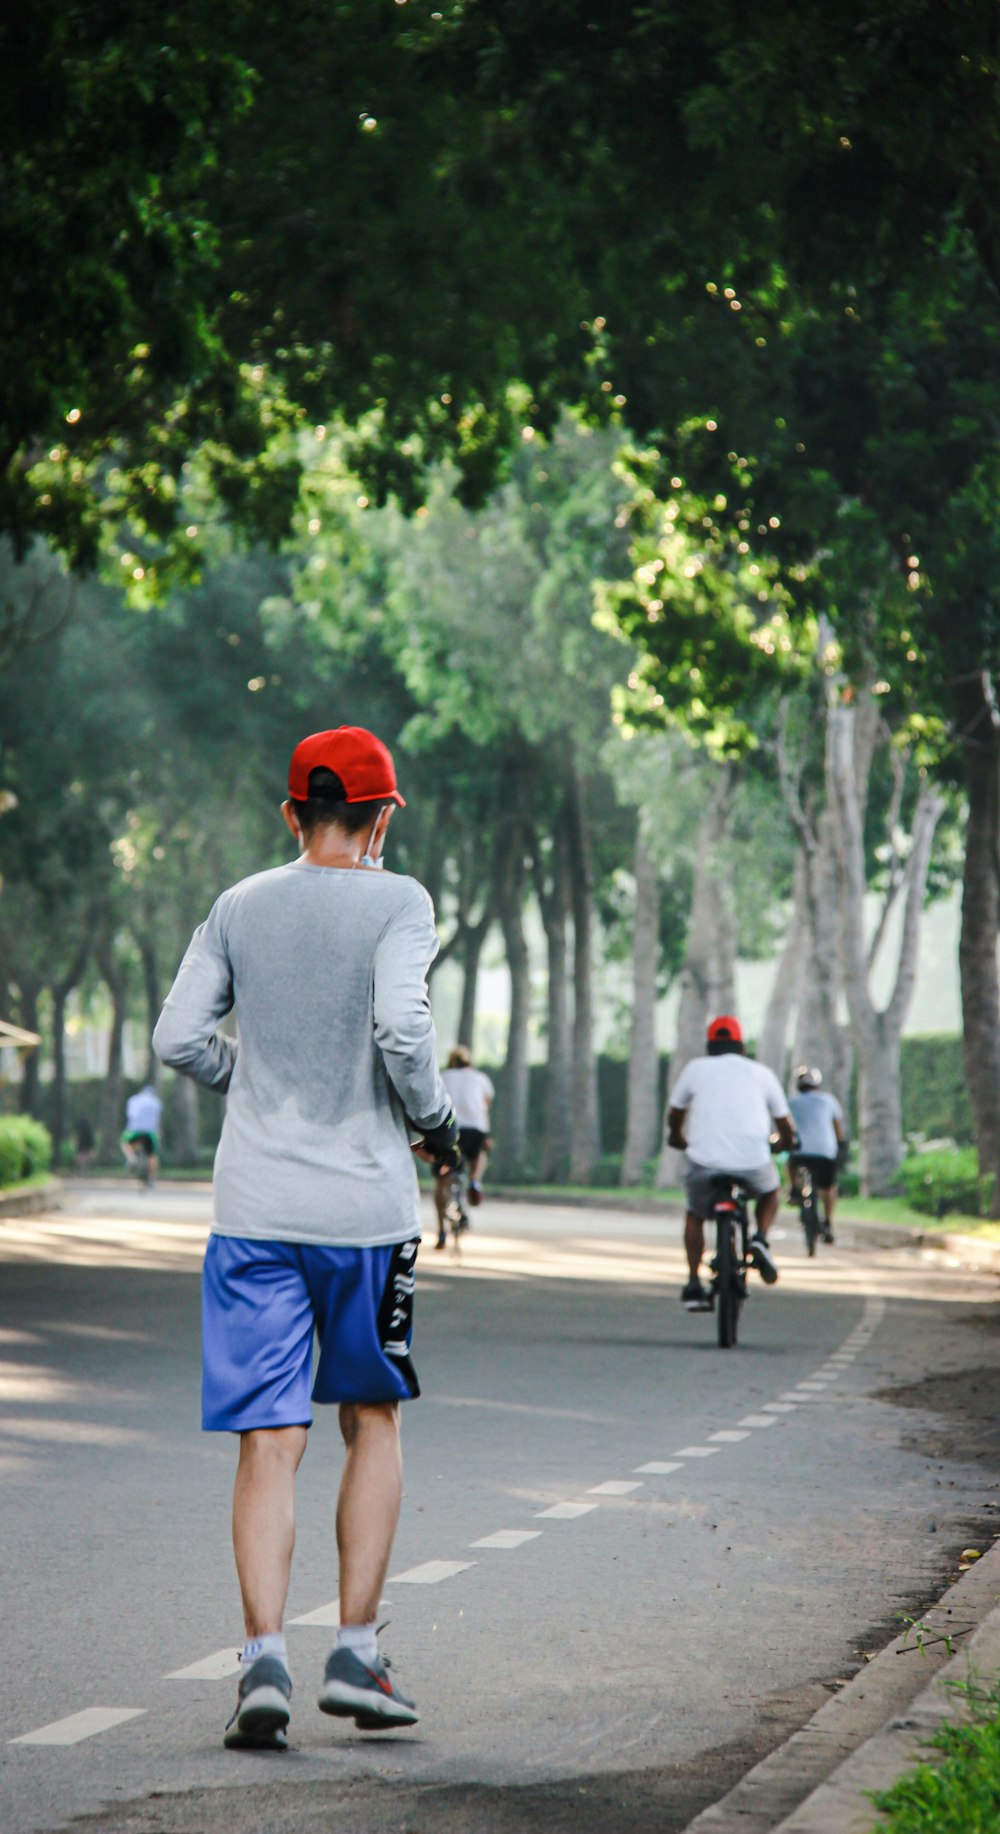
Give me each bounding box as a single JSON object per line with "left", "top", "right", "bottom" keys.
{"left": 125, "top": 1134, "right": 154, "bottom": 1189}
{"left": 706, "top": 1174, "right": 752, "bottom": 1348}
{"left": 789, "top": 1156, "right": 822, "bottom": 1257}
{"left": 436, "top": 1155, "right": 470, "bottom": 1251}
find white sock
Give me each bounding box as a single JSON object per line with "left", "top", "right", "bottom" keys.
{"left": 336, "top": 1622, "right": 379, "bottom": 1664}
{"left": 241, "top": 1632, "right": 288, "bottom": 1672}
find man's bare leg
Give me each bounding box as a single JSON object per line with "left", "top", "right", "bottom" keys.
{"left": 337, "top": 1402, "right": 402, "bottom": 1625}
{"left": 685, "top": 1211, "right": 705, "bottom": 1278}
{"left": 754, "top": 1188, "right": 780, "bottom": 1238}
{"left": 232, "top": 1425, "right": 308, "bottom": 1636}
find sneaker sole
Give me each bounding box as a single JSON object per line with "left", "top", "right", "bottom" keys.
{"left": 752, "top": 1260, "right": 779, "bottom": 1285}
{"left": 224, "top": 1685, "right": 291, "bottom": 1749}
{"left": 318, "top": 1680, "right": 419, "bottom": 1729}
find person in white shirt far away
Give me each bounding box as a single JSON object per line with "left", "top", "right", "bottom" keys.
{"left": 121, "top": 1082, "right": 164, "bottom": 1185}
{"left": 436, "top": 1046, "right": 494, "bottom": 1245}
{"left": 667, "top": 1015, "right": 795, "bottom": 1312}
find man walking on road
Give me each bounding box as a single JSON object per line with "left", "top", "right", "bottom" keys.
{"left": 668, "top": 1015, "right": 794, "bottom": 1311}
{"left": 154, "top": 726, "right": 458, "bottom": 1752}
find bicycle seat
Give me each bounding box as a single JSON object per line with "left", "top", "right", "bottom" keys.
{"left": 707, "top": 1172, "right": 751, "bottom": 1200}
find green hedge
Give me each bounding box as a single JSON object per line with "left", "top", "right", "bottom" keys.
{"left": 900, "top": 1147, "right": 993, "bottom": 1219}
{"left": 0, "top": 1115, "right": 53, "bottom": 1187}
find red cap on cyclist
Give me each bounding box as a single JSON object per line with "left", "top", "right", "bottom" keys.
{"left": 707, "top": 1014, "right": 742, "bottom": 1044}
{"left": 287, "top": 727, "right": 406, "bottom": 805}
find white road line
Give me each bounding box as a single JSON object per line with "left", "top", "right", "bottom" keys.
{"left": 536, "top": 1501, "right": 599, "bottom": 1520}
{"left": 390, "top": 1560, "right": 474, "bottom": 1584}
{"left": 780, "top": 1391, "right": 823, "bottom": 1401}
{"left": 673, "top": 1445, "right": 721, "bottom": 1458}
{"left": 289, "top": 1598, "right": 340, "bottom": 1627}
{"left": 737, "top": 1414, "right": 778, "bottom": 1429}
{"left": 11, "top": 1708, "right": 146, "bottom": 1746}
{"left": 470, "top": 1529, "right": 543, "bottom": 1550}
{"left": 793, "top": 1382, "right": 828, "bottom": 1393}
{"left": 165, "top": 1648, "right": 240, "bottom": 1681}
{"left": 635, "top": 1460, "right": 683, "bottom": 1475}
{"left": 588, "top": 1480, "right": 642, "bottom": 1496}
{"left": 708, "top": 1429, "right": 751, "bottom": 1443}
{"left": 762, "top": 1403, "right": 796, "bottom": 1413}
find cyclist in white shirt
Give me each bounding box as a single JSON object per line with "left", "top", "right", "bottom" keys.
{"left": 436, "top": 1047, "right": 494, "bottom": 1244}
{"left": 667, "top": 1015, "right": 794, "bottom": 1311}
{"left": 788, "top": 1066, "right": 845, "bottom": 1243}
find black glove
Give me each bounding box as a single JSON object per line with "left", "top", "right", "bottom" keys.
{"left": 415, "top": 1110, "right": 461, "bottom": 1173}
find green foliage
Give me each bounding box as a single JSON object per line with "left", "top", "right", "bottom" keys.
{"left": 868, "top": 1679, "right": 1000, "bottom": 1833}
{"left": 900, "top": 1149, "right": 993, "bottom": 1220}
{"left": 901, "top": 1036, "right": 975, "bottom": 1145}
{"left": 0, "top": 1115, "right": 53, "bottom": 1185}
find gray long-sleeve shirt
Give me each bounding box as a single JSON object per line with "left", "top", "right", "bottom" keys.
{"left": 153, "top": 860, "right": 451, "bottom": 1247}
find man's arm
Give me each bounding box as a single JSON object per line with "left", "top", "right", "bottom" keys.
{"left": 667, "top": 1106, "right": 688, "bottom": 1150}
{"left": 774, "top": 1114, "right": 796, "bottom": 1153}
{"left": 373, "top": 891, "right": 452, "bottom": 1133}
{"left": 153, "top": 900, "right": 237, "bottom": 1092}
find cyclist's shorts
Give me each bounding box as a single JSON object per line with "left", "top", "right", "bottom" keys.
{"left": 121, "top": 1129, "right": 158, "bottom": 1156}
{"left": 458, "top": 1127, "right": 488, "bottom": 1162}
{"left": 201, "top": 1234, "right": 420, "bottom": 1432}
{"left": 685, "top": 1157, "right": 778, "bottom": 1221}
{"left": 790, "top": 1153, "right": 837, "bottom": 1191}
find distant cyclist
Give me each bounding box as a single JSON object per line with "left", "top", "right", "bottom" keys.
{"left": 121, "top": 1082, "right": 163, "bottom": 1185}
{"left": 435, "top": 1047, "right": 494, "bottom": 1243}
{"left": 788, "top": 1067, "right": 845, "bottom": 1244}
{"left": 667, "top": 1015, "right": 794, "bottom": 1311}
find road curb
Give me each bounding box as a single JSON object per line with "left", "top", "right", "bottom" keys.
{"left": 490, "top": 1187, "right": 1000, "bottom": 1269}
{"left": 0, "top": 1177, "right": 62, "bottom": 1217}
{"left": 682, "top": 1533, "right": 1000, "bottom": 1833}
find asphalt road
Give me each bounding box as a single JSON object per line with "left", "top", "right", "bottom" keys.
{"left": 1, "top": 1182, "right": 998, "bottom": 1834}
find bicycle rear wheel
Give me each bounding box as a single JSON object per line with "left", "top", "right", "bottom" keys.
{"left": 803, "top": 1190, "right": 820, "bottom": 1257}
{"left": 716, "top": 1214, "right": 741, "bottom": 1348}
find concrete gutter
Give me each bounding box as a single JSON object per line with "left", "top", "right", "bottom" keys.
{"left": 0, "top": 1177, "right": 62, "bottom": 1217}
{"left": 683, "top": 1532, "right": 1000, "bottom": 1833}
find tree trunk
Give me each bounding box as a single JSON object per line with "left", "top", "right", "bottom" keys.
{"left": 171, "top": 1072, "right": 201, "bottom": 1167}
{"left": 457, "top": 918, "right": 488, "bottom": 1051}
{"left": 138, "top": 927, "right": 161, "bottom": 1087}
{"left": 656, "top": 766, "right": 734, "bottom": 1186}
{"left": 17, "top": 978, "right": 41, "bottom": 1115}
{"left": 98, "top": 942, "right": 130, "bottom": 1163}
{"left": 538, "top": 814, "right": 573, "bottom": 1183}
{"left": 828, "top": 699, "right": 944, "bottom": 1194}
{"left": 494, "top": 823, "right": 532, "bottom": 1177}
{"left": 759, "top": 853, "right": 806, "bottom": 1082}
{"left": 566, "top": 765, "right": 600, "bottom": 1184}
{"left": 955, "top": 671, "right": 1000, "bottom": 1215}
{"left": 621, "top": 829, "right": 660, "bottom": 1185}
{"left": 49, "top": 920, "right": 95, "bottom": 1155}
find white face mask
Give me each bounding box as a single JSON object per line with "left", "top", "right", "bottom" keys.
{"left": 359, "top": 810, "right": 384, "bottom": 869}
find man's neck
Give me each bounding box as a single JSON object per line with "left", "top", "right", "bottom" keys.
{"left": 299, "top": 828, "right": 375, "bottom": 870}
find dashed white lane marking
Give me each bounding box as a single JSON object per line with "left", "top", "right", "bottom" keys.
{"left": 11, "top": 1708, "right": 146, "bottom": 1746}
{"left": 673, "top": 1445, "right": 721, "bottom": 1458}
{"left": 763, "top": 1403, "right": 796, "bottom": 1414}
{"left": 588, "top": 1480, "right": 643, "bottom": 1496}
{"left": 390, "top": 1559, "right": 474, "bottom": 1584}
{"left": 635, "top": 1460, "right": 683, "bottom": 1475}
{"left": 780, "top": 1391, "right": 823, "bottom": 1402}
{"left": 737, "top": 1414, "right": 778, "bottom": 1429}
{"left": 471, "top": 1529, "right": 543, "bottom": 1549}
{"left": 288, "top": 1597, "right": 340, "bottom": 1626}
{"left": 166, "top": 1648, "right": 240, "bottom": 1681}
{"left": 792, "top": 1382, "right": 828, "bottom": 1393}
{"left": 536, "top": 1501, "right": 599, "bottom": 1519}
{"left": 708, "top": 1429, "right": 751, "bottom": 1443}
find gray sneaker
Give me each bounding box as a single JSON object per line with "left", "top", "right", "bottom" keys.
{"left": 749, "top": 1233, "right": 779, "bottom": 1285}
{"left": 318, "top": 1645, "right": 418, "bottom": 1730}
{"left": 223, "top": 1654, "right": 292, "bottom": 1750}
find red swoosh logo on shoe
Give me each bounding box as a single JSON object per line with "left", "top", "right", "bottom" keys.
{"left": 364, "top": 1668, "right": 394, "bottom": 1696}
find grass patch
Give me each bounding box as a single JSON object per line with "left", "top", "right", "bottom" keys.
{"left": 868, "top": 1678, "right": 1000, "bottom": 1832}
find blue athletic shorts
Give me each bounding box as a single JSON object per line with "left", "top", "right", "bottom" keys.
{"left": 201, "top": 1234, "right": 420, "bottom": 1432}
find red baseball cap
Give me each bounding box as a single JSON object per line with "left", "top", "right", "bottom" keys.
{"left": 707, "top": 1014, "right": 743, "bottom": 1043}
{"left": 287, "top": 726, "right": 406, "bottom": 806}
